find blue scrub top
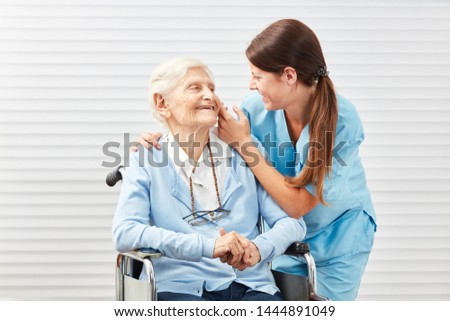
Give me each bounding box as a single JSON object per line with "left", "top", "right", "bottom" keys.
{"left": 241, "top": 92, "right": 377, "bottom": 262}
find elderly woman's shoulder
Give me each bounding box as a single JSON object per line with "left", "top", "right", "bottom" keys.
{"left": 128, "top": 143, "right": 165, "bottom": 169}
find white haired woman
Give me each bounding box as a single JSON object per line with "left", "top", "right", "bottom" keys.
{"left": 112, "top": 57, "right": 306, "bottom": 301}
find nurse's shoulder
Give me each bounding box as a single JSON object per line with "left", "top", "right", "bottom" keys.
{"left": 335, "top": 94, "right": 365, "bottom": 142}
{"left": 241, "top": 92, "right": 265, "bottom": 114}
{"left": 240, "top": 92, "right": 271, "bottom": 128}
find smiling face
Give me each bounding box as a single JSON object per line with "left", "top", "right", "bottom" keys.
{"left": 248, "top": 62, "right": 314, "bottom": 113}
{"left": 160, "top": 67, "right": 220, "bottom": 133}
{"left": 248, "top": 62, "right": 290, "bottom": 111}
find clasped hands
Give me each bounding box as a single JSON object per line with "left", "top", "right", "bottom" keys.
{"left": 212, "top": 227, "right": 261, "bottom": 271}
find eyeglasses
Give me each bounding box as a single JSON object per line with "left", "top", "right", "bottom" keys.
{"left": 182, "top": 207, "right": 231, "bottom": 226}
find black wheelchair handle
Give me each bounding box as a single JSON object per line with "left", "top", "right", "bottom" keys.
{"left": 284, "top": 241, "right": 310, "bottom": 256}
{"left": 106, "top": 166, "right": 124, "bottom": 187}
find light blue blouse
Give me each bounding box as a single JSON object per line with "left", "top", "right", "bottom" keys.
{"left": 242, "top": 92, "right": 376, "bottom": 262}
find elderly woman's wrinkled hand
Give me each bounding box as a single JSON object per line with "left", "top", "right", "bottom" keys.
{"left": 213, "top": 228, "right": 251, "bottom": 267}
{"left": 236, "top": 242, "right": 261, "bottom": 271}
{"left": 214, "top": 228, "right": 261, "bottom": 271}
{"left": 222, "top": 241, "right": 261, "bottom": 271}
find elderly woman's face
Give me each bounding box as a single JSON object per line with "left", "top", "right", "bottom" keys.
{"left": 164, "top": 67, "right": 220, "bottom": 131}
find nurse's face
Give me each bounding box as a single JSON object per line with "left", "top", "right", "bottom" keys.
{"left": 248, "top": 62, "right": 293, "bottom": 111}
{"left": 248, "top": 62, "right": 313, "bottom": 112}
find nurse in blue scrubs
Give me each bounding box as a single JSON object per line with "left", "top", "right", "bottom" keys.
{"left": 136, "top": 19, "right": 377, "bottom": 301}
{"left": 217, "top": 19, "right": 377, "bottom": 301}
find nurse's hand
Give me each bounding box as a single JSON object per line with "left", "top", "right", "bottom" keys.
{"left": 217, "top": 106, "right": 252, "bottom": 151}
{"left": 130, "top": 132, "right": 162, "bottom": 152}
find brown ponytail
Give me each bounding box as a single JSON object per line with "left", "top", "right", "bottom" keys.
{"left": 246, "top": 19, "right": 338, "bottom": 205}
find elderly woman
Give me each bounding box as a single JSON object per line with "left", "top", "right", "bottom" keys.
{"left": 112, "top": 57, "right": 306, "bottom": 301}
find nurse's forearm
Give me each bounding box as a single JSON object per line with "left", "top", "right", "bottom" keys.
{"left": 238, "top": 142, "right": 319, "bottom": 218}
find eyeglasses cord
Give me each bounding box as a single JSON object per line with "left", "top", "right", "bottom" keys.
{"left": 189, "top": 140, "right": 222, "bottom": 219}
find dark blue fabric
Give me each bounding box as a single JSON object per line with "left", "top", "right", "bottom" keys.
{"left": 158, "top": 282, "right": 283, "bottom": 301}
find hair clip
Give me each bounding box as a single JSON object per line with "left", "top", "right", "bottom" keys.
{"left": 315, "top": 66, "right": 329, "bottom": 78}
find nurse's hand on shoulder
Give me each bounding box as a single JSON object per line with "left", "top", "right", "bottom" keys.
{"left": 130, "top": 132, "right": 162, "bottom": 152}
{"left": 217, "top": 105, "right": 252, "bottom": 149}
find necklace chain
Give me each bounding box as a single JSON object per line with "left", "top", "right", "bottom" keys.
{"left": 189, "top": 140, "right": 221, "bottom": 219}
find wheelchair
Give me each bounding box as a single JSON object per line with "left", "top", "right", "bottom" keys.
{"left": 107, "top": 166, "right": 328, "bottom": 301}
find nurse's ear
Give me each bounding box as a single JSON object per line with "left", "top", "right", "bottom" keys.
{"left": 283, "top": 66, "right": 298, "bottom": 86}
{"left": 153, "top": 93, "right": 171, "bottom": 119}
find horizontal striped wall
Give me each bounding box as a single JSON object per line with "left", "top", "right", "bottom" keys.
{"left": 0, "top": 0, "right": 449, "bottom": 300}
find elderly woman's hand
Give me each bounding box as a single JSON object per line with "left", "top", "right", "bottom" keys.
{"left": 236, "top": 242, "right": 261, "bottom": 271}
{"left": 213, "top": 228, "right": 251, "bottom": 266}
{"left": 219, "top": 241, "right": 261, "bottom": 271}
{"left": 130, "top": 132, "right": 162, "bottom": 152}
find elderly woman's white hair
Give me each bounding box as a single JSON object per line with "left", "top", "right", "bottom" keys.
{"left": 149, "top": 57, "right": 214, "bottom": 126}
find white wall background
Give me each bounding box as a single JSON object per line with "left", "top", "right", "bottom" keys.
{"left": 0, "top": 0, "right": 449, "bottom": 300}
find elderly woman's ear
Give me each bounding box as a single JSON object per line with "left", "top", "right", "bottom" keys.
{"left": 153, "top": 93, "right": 170, "bottom": 119}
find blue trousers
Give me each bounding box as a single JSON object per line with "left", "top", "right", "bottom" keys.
{"left": 158, "top": 282, "right": 283, "bottom": 301}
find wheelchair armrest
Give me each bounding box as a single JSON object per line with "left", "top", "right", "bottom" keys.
{"left": 282, "top": 241, "right": 330, "bottom": 301}
{"left": 130, "top": 248, "right": 162, "bottom": 259}
{"left": 116, "top": 248, "right": 161, "bottom": 301}
{"left": 284, "top": 241, "right": 310, "bottom": 256}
